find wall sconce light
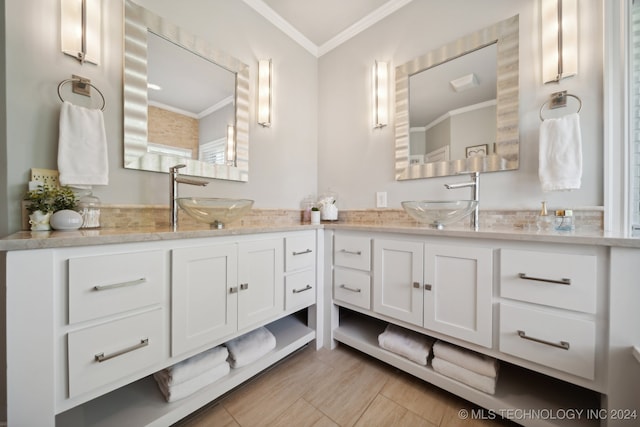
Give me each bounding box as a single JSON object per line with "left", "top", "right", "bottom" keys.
{"left": 541, "top": 0, "right": 578, "bottom": 83}
{"left": 373, "top": 60, "right": 389, "bottom": 129}
{"left": 258, "top": 59, "right": 272, "bottom": 127}
{"left": 226, "top": 125, "right": 236, "bottom": 166}
{"left": 61, "top": 0, "right": 101, "bottom": 65}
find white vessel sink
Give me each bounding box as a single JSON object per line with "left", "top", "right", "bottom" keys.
{"left": 177, "top": 197, "right": 254, "bottom": 228}
{"left": 401, "top": 200, "right": 478, "bottom": 229}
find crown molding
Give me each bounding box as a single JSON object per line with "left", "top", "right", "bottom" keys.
{"left": 244, "top": 0, "right": 414, "bottom": 58}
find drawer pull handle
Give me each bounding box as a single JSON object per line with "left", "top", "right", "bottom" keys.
{"left": 518, "top": 273, "right": 571, "bottom": 286}
{"left": 293, "top": 284, "right": 313, "bottom": 294}
{"left": 517, "top": 330, "right": 570, "bottom": 350}
{"left": 95, "top": 338, "right": 149, "bottom": 363}
{"left": 339, "top": 249, "right": 362, "bottom": 256}
{"left": 93, "top": 277, "right": 146, "bottom": 291}
{"left": 340, "top": 284, "right": 361, "bottom": 293}
{"left": 293, "top": 249, "right": 312, "bottom": 256}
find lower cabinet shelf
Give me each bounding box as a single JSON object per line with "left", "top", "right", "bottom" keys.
{"left": 333, "top": 310, "right": 601, "bottom": 427}
{"left": 56, "top": 315, "right": 315, "bottom": 427}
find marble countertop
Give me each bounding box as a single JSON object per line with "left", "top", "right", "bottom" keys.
{"left": 1, "top": 221, "right": 639, "bottom": 251}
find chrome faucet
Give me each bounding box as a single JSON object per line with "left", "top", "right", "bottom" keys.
{"left": 444, "top": 172, "right": 480, "bottom": 231}
{"left": 170, "top": 164, "right": 209, "bottom": 229}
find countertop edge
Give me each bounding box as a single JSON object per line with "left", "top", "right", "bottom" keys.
{"left": 1, "top": 222, "right": 639, "bottom": 251}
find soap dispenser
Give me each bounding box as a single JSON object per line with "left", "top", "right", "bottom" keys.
{"left": 536, "top": 201, "right": 552, "bottom": 231}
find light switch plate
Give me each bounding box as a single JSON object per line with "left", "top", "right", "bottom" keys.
{"left": 376, "top": 192, "right": 387, "bottom": 208}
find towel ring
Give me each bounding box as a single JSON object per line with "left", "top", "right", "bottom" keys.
{"left": 57, "top": 78, "right": 106, "bottom": 111}
{"left": 539, "top": 92, "right": 581, "bottom": 121}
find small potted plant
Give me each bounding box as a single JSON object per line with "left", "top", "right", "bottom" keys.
{"left": 24, "top": 184, "right": 55, "bottom": 230}
{"left": 49, "top": 186, "right": 82, "bottom": 231}
{"left": 310, "top": 206, "right": 321, "bottom": 225}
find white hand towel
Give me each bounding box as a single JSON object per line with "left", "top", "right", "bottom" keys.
{"left": 432, "top": 340, "right": 499, "bottom": 378}
{"left": 153, "top": 361, "right": 230, "bottom": 403}
{"left": 58, "top": 101, "right": 109, "bottom": 187}
{"left": 225, "top": 326, "right": 277, "bottom": 369}
{"left": 432, "top": 357, "right": 497, "bottom": 395}
{"left": 156, "top": 345, "right": 228, "bottom": 386}
{"left": 378, "top": 324, "right": 434, "bottom": 366}
{"left": 538, "top": 113, "right": 582, "bottom": 192}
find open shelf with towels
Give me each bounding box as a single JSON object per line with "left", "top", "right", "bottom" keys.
{"left": 333, "top": 309, "right": 601, "bottom": 427}
{"left": 56, "top": 315, "right": 315, "bottom": 427}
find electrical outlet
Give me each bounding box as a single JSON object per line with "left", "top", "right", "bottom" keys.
{"left": 376, "top": 192, "right": 387, "bottom": 208}
{"left": 30, "top": 168, "right": 59, "bottom": 187}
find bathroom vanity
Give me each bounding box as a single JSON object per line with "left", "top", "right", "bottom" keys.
{"left": 2, "top": 222, "right": 639, "bottom": 426}
{"left": 324, "top": 225, "right": 640, "bottom": 427}
{"left": 1, "top": 226, "right": 321, "bottom": 426}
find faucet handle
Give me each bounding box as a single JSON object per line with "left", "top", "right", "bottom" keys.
{"left": 170, "top": 164, "right": 187, "bottom": 173}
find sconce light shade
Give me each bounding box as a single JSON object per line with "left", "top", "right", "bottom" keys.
{"left": 542, "top": 0, "right": 577, "bottom": 83}
{"left": 61, "top": 0, "right": 101, "bottom": 65}
{"left": 373, "top": 60, "right": 389, "bottom": 129}
{"left": 258, "top": 59, "right": 272, "bottom": 127}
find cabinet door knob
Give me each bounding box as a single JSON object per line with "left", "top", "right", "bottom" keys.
{"left": 240, "top": 283, "right": 249, "bottom": 290}
{"left": 424, "top": 284, "right": 432, "bottom": 291}
{"left": 229, "top": 286, "right": 238, "bottom": 294}
{"left": 413, "top": 282, "right": 420, "bottom": 288}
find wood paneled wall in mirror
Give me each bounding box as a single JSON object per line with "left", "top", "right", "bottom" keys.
{"left": 395, "top": 15, "right": 519, "bottom": 180}
{"left": 123, "top": 0, "right": 249, "bottom": 181}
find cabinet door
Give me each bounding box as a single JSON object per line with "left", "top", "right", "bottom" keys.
{"left": 373, "top": 239, "right": 423, "bottom": 326}
{"left": 238, "top": 238, "right": 284, "bottom": 330}
{"left": 172, "top": 245, "right": 238, "bottom": 356}
{"left": 424, "top": 245, "right": 493, "bottom": 348}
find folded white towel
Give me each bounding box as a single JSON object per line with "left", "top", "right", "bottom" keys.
{"left": 432, "top": 357, "right": 497, "bottom": 395}
{"left": 58, "top": 101, "right": 109, "bottom": 187}
{"left": 154, "top": 361, "right": 230, "bottom": 403}
{"left": 156, "top": 346, "right": 228, "bottom": 386}
{"left": 378, "top": 324, "right": 434, "bottom": 366}
{"left": 226, "top": 327, "right": 276, "bottom": 369}
{"left": 538, "top": 112, "right": 582, "bottom": 192}
{"left": 432, "top": 341, "right": 499, "bottom": 378}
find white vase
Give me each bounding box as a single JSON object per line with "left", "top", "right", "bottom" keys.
{"left": 29, "top": 210, "right": 52, "bottom": 231}
{"left": 50, "top": 209, "right": 83, "bottom": 231}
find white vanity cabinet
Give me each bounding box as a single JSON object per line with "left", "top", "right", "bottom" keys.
{"left": 329, "top": 229, "right": 622, "bottom": 427}
{"left": 373, "top": 238, "right": 493, "bottom": 347}
{"left": 3, "top": 229, "right": 319, "bottom": 427}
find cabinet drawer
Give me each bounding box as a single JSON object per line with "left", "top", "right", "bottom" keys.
{"left": 286, "top": 269, "right": 316, "bottom": 310}
{"left": 499, "top": 303, "right": 595, "bottom": 380}
{"left": 500, "top": 249, "right": 597, "bottom": 313}
{"left": 68, "top": 308, "right": 165, "bottom": 398}
{"left": 285, "top": 232, "right": 315, "bottom": 272}
{"left": 334, "top": 268, "right": 371, "bottom": 309}
{"left": 69, "top": 250, "right": 165, "bottom": 324}
{"left": 334, "top": 234, "right": 371, "bottom": 271}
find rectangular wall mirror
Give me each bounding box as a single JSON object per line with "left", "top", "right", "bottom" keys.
{"left": 395, "top": 15, "right": 519, "bottom": 180}
{"left": 123, "top": 0, "right": 250, "bottom": 181}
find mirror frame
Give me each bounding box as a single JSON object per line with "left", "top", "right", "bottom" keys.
{"left": 123, "top": 0, "right": 250, "bottom": 181}
{"left": 395, "top": 15, "right": 519, "bottom": 180}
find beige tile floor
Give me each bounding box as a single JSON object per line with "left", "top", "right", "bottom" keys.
{"left": 174, "top": 344, "right": 518, "bottom": 427}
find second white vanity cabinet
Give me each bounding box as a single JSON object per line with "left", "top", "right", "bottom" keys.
{"left": 329, "top": 229, "right": 614, "bottom": 427}
{"left": 373, "top": 238, "right": 493, "bottom": 347}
